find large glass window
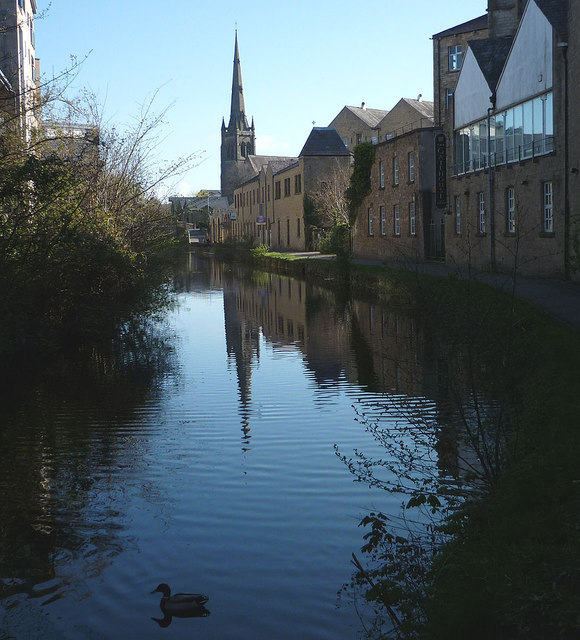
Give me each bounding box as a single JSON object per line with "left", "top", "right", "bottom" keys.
{"left": 380, "top": 206, "right": 386, "bottom": 235}
{"left": 470, "top": 124, "right": 479, "bottom": 172}
{"left": 454, "top": 92, "right": 553, "bottom": 174}
{"left": 379, "top": 161, "right": 384, "bottom": 188}
{"left": 393, "top": 157, "right": 399, "bottom": 186}
{"left": 409, "top": 152, "right": 415, "bottom": 182}
{"left": 368, "top": 208, "right": 374, "bottom": 236}
{"left": 513, "top": 104, "right": 523, "bottom": 161}
{"left": 495, "top": 112, "right": 505, "bottom": 164}
{"left": 409, "top": 202, "right": 416, "bottom": 236}
{"left": 479, "top": 121, "right": 488, "bottom": 169}
{"left": 523, "top": 101, "right": 533, "bottom": 159}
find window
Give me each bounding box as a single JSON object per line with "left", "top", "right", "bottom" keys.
{"left": 455, "top": 196, "right": 461, "bottom": 234}
{"left": 371, "top": 136, "right": 378, "bottom": 145}
{"left": 379, "top": 161, "right": 384, "bottom": 189}
{"left": 342, "top": 138, "right": 349, "bottom": 149}
{"left": 297, "top": 218, "right": 301, "bottom": 238}
{"left": 393, "top": 157, "right": 399, "bottom": 186}
{"left": 284, "top": 177, "right": 291, "bottom": 197}
{"left": 446, "top": 88, "right": 455, "bottom": 111}
{"left": 449, "top": 45, "right": 462, "bottom": 71}
{"left": 454, "top": 92, "right": 554, "bottom": 175}
{"left": 478, "top": 192, "right": 486, "bottom": 234}
{"left": 356, "top": 133, "right": 362, "bottom": 145}
{"left": 368, "top": 208, "right": 374, "bottom": 236}
{"left": 409, "top": 202, "right": 416, "bottom": 236}
{"left": 394, "top": 205, "right": 400, "bottom": 236}
{"left": 507, "top": 187, "right": 516, "bottom": 234}
{"left": 275, "top": 181, "right": 281, "bottom": 200}
{"left": 268, "top": 184, "right": 271, "bottom": 201}
{"left": 380, "top": 206, "right": 386, "bottom": 235}
{"left": 408, "top": 152, "right": 415, "bottom": 182}
{"left": 294, "top": 174, "right": 302, "bottom": 194}
{"left": 543, "top": 181, "right": 553, "bottom": 233}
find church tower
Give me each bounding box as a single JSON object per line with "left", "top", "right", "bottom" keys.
{"left": 221, "top": 31, "right": 256, "bottom": 202}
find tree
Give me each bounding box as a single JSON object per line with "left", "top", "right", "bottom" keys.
{"left": 0, "top": 71, "right": 203, "bottom": 353}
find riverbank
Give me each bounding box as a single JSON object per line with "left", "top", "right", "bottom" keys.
{"left": 207, "top": 245, "right": 580, "bottom": 639}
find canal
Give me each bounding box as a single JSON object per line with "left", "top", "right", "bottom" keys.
{"left": 0, "top": 253, "right": 469, "bottom": 639}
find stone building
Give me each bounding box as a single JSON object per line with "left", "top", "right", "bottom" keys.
{"left": 432, "top": 14, "right": 489, "bottom": 129}
{"left": 352, "top": 125, "right": 443, "bottom": 263}
{"left": 380, "top": 97, "right": 435, "bottom": 139}
{"left": 329, "top": 103, "right": 388, "bottom": 149}
{"left": 441, "top": 0, "right": 573, "bottom": 277}
{"left": 0, "top": 0, "right": 39, "bottom": 132}
{"left": 228, "top": 127, "right": 350, "bottom": 251}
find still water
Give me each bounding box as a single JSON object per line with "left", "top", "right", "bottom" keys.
{"left": 0, "top": 253, "right": 446, "bottom": 639}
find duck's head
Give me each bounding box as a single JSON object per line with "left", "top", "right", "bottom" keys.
{"left": 151, "top": 583, "right": 171, "bottom": 598}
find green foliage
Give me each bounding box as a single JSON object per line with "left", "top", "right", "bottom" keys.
{"left": 346, "top": 142, "right": 375, "bottom": 225}
{"left": 250, "top": 244, "right": 270, "bottom": 258}
{"left": 318, "top": 223, "right": 350, "bottom": 257}
{"left": 335, "top": 271, "right": 580, "bottom": 639}
{"left": 0, "top": 107, "right": 181, "bottom": 355}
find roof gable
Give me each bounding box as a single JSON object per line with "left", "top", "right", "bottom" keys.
{"left": 299, "top": 127, "right": 350, "bottom": 157}
{"left": 469, "top": 37, "right": 513, "bottom": 92}
{"left": 454, "top": 47, "right": 495, "bottom": 128}
{"left": 496, "top": 0, "right": 554, "bottom": 109}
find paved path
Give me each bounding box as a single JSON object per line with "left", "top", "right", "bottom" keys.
{"left": 290, "top": 252, "right": 580, "bottom": 331}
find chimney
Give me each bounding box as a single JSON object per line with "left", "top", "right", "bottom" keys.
{"left": 417, "top": 94, "right": 422, "bottom": 101}
{"left": 361, "top": 102, "right": 366, "bottom": 110}
{"left": 488, "top": 0, "right": 525, "bottom": 38}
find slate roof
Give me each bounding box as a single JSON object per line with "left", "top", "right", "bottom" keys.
{"left": 400, "top": 98, "right": 435, "bottom": 120}
{"left": 535, "top": 0, "right": 568, "bottom": 40}
{"left": 432, "top": 14, "right": 488, "bottom": 38}
{"left": 299, "top": 127, "right": 351, "bottom": 157}
{"left": 247, "top": 155, "right": 298, "bottom": 174}
{"left": 343, "top": 105, "right": 388, "bottom": 128}
{"left": 469, "top": 36, "right": 514, "bottom": 91}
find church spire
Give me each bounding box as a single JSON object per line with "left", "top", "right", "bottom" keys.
{"left": 228, "top": 30, "right": 249, "bottom": 130}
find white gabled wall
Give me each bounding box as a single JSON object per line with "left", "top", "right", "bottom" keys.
{"left": 496, "top": 0, "right": 552, "bottom": 110}
{"left": 454, "top": 49, "right": 493, "bottom": 129}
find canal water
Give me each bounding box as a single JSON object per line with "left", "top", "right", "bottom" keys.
{"left": 0, "top": 253, "right": 450, "bottom": 639}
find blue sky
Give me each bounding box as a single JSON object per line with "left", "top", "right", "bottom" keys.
{"left": 37, "top": 1, "right": 486, "bottom": 198}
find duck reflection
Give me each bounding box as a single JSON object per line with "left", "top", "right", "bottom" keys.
{"left": 151, "top": 583, "right": 210, "bottom": 627}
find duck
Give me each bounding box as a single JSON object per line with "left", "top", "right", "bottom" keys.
{"left": 151, "top": 583, "right": 209, "bottom": 616}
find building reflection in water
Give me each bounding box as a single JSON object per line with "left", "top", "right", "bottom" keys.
{"left": 189, "top": 253, "right": 485, "bottom": 480}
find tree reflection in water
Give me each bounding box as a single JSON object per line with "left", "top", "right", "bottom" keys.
{"left": 0, "top": 315, "right": 178, "bottom": 604}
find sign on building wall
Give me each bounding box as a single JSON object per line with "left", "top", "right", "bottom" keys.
{"left": 435, "top": 134, "right": 447, "bottom": 208}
